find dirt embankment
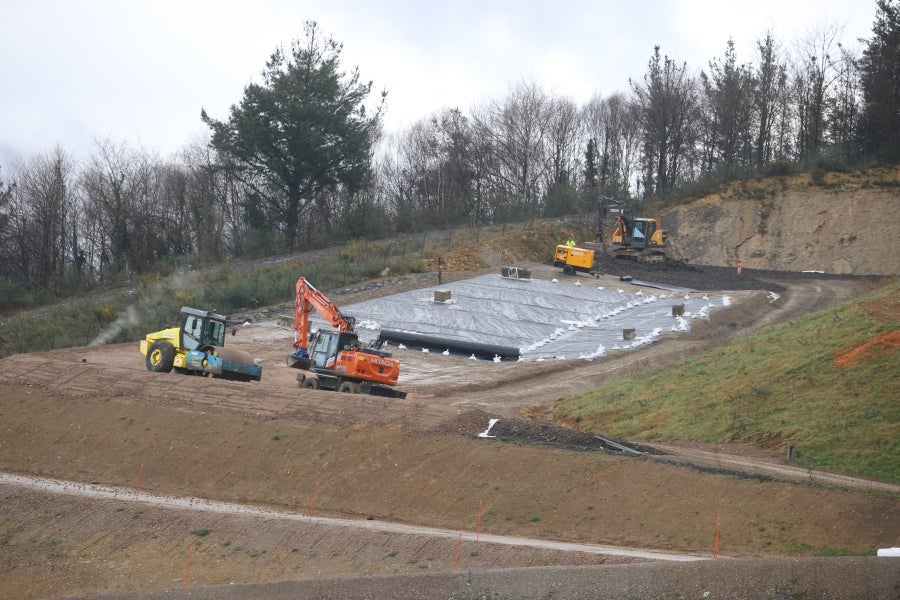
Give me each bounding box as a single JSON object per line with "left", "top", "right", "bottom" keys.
{"left": 662, "top": 166, "right": 900, "bottom": 275}
{"left": 0, "top": 170, "right": 898, "bottom": 600}
{"left": 0, "top": 268, "right": 895, "bottom": 600}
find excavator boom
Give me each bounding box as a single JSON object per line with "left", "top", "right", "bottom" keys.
{"left": 292, "top": 277, "right": 356, "bottom": 355}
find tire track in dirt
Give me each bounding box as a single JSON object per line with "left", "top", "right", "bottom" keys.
{"left": 645, "top": 443, "right": 900, "bottom": 493}
{"left": 0, "top": 350, "right": 460, "bottom": 429}
{"left": 0, "top": 473, "right": 701, "bottom": 562}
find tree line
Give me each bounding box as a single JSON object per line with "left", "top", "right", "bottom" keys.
{"left": 1, "top": 2, "right": 898, "bottom": 307}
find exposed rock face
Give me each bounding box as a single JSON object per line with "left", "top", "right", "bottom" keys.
{"left": 661, "top": 167, "right": 899, "bottom": 275}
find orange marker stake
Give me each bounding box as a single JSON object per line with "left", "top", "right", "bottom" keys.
{"left": 183, "top": 547, "right": 193, "bottom": 587}
{"left": 713, "top": 517, "right": 721, "bottom": 559}
{"left": 135, "top": 463, "right": 144, "bottom": 501}
{"left": 476, "top": 501, "right": 484, "bottom": 541}
{"left": 308, "top": 485, "right": 319, "bottom": 522}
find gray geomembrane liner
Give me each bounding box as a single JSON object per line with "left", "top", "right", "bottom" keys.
{"left": 308, "top": 274, "right": 731, "bottom": 362}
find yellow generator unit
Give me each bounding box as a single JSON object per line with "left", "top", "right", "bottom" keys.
{"left": 554, "top": 245, "right": 598, "bottom": 276}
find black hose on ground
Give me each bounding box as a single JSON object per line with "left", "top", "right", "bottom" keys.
{"left": 376, "top": 329, "right": 520, "bottom": 361}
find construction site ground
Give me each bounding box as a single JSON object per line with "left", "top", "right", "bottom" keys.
{"left": 1, "top": 260, "right": 898, "bottom": 599}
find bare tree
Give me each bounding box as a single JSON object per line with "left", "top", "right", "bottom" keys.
{"left": 750, "top": 31, "right": 790, "bottom": 168}
{"left": 632, "top": 46, "right": 701, "bottom": 197}
{"left": 827, "top": 43, "right": 861, "bottom": 156}
{"left": 544, "top": 95, "right": 582, "bottom": 186}
{"left": 80, "top": 140, "right": 169, "bottom": 277}
{"left": 374, "top": 108, "right": 477, "bottom": 230}
{"left": 377, "top": 117, "right": 442, "bottom": 231}
{"left": 2, "top": 147, "right": 81, "bottom": 289}
{"left": 0, "top": 169, "right": 11, "bottom": 280}
{"left": 791, "top": 21, "right": 847, "bottom": 160}
{"left": 466, "top": 103, "right": 499, "bottom": 225}
{"left": 480, "top": 79, "right": 552, "bottom": 220}
{"left": 374, "top": 132, "right": 415, "bottom": 232}
{"left": 700, "top": 39, "right": 756, "bottom": 176}
{"left": 858, "top": 0, "right": 900, "bottom": 161}
{"left": 437, "top": 108, "right": 477, "bottom": 221}
{"left": 175, "top": 138, "right": 231, "bottom": 260}
{"left": 542, "top": 95, "right": 584, "bottom": 216}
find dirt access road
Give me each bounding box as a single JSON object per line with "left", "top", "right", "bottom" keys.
{"left": 1, "top": 261, "right": 897, "bottom": 599}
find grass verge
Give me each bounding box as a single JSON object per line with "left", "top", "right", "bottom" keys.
{"left": 555, "top": 279, "right": 900, "bottom": 484}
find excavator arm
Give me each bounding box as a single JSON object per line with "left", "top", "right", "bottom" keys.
{"left": 291, "top": 277, "right": 356, "bottom": 356}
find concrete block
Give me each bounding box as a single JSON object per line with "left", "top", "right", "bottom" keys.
{"left": 434, "top": 289, "right": 452, "bottom": 302}
{"left": 501, "top": 266, "right": 531, "bottom": 279}
{"left": 623, "top": 328, "right": 636, "bottom": 340}
{"left": 672, "top": 303, "right": 685, "bottom": 316}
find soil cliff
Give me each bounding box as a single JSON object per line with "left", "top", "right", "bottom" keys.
{"left": 661, "top": 166, "right": 899, "bottom": 275}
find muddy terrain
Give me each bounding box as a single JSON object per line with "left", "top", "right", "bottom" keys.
{"left": 1, "top": 253, "right": 898, "bottom": 599}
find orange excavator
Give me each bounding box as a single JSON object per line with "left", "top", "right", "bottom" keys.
{"left": 286, "top": 277, "right": 407, "bottom": 398}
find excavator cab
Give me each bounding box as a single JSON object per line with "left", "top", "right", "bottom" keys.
{"left": 612, "top": 215, "right": 666, "bottom": 249}
{"left": 610, "top": 209, "right": 667, "bottom": 262}
{"left": 292, "top": 330, "right": 359, "bottom": 370}
{"left": 309, "top": 331, "right": 337, "bottom": 368}
{"left": 308, "top": 330, "right": 358, "bottom": 368}
{"left": 628, "top": 218, "right": 666, "bottom": 249}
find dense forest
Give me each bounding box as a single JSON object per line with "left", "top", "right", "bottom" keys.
{"left": 1, "top": 1, "right": 897, "bottom": 309}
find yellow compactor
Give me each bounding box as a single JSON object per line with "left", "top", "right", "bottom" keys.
{"left": 139, "top": 306, "right": 262, "bottom": 382}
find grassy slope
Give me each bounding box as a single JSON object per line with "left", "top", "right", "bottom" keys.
{"left": 555, "top": 279, "right": 900, "bottom": 483}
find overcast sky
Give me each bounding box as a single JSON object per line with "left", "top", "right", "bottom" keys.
{"left": 0, "top": 0, "right": 878, "bottom": 172}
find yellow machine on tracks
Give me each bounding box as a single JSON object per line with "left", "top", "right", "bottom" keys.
{"left": 139, "top": 306, "right": 262, "bottom": 382}
{"left": 608, "top": 205, "right": 667, "bottom": 263}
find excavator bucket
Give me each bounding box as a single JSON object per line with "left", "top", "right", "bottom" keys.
{"left": 286, "top": 351, "right": 311, "bottom": 370}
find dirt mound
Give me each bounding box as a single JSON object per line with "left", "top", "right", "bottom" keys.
{"left": 430, "top": 409, "right": 659, "bottom": 455}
